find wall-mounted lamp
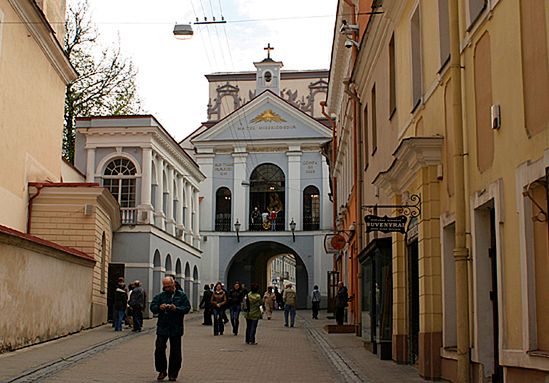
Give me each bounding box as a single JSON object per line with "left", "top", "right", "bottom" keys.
{"left": 173, "top": 24, "right": 194, "bottom": 40}
{"left": 289, "top": 219, "right": 296, "bottom": 242}
{"left": 234, "top": 219, "right": 241, "bottom": 242}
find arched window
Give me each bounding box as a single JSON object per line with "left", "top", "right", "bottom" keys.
{"left": 103, "top": 158, "right": 137, "bottom": 224}
{"left": 303, "top": 185, "right": 320, "bottom": 230}
{"left": 249, "top": 164, "right": 285, "bottom": 231}
{"left": 264, "top": 71, "right": 272, "bottom": 83}
{"left": 215, "top": 187, "right": 232, "bottom": 231}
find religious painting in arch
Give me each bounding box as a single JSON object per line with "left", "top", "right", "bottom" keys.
{"left": 249, "top": 163, "right": 285, "bottom": 231}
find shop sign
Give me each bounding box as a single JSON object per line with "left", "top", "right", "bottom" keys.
{"left": 330, "top": 234, "right": 347, "bottom": 250}
{"left": 364, "top": 215, "right": 407, "bottom": 233}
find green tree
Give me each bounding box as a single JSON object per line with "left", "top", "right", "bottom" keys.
{"left": 63, "top": 0, "right": 142, "bottom": 162}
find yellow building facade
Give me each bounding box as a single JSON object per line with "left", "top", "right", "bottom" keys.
{"left": 327, "top": 0, "right": 549, "bottom": 382}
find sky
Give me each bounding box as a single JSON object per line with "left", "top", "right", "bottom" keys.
{"left": 75, "top": 0, "right": 338, "bottom": 141}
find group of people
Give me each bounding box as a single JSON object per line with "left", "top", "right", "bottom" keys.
{"left": 113, "top": 277, "right": 146, "bottom": 332}
{"left": 115, "top": 275, "right": 349, "bottom": 382}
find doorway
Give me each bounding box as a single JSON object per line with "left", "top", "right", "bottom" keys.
{"left": 107, "top": 263, "right": 125, "bottom": 321}
{"left": 407, "top": 239, "right": 419, "bottom": 365}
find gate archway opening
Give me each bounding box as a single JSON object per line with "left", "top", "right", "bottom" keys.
{"left": 226, "top": 241, "right": 309, "bottom": 308}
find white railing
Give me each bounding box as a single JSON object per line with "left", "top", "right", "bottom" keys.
{"left": 120, "top": 208, "right": 137, "bottom": 225}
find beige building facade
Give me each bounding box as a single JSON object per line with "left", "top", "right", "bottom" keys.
{"left": 0, "top": 0, "right": 122, "bottom": 352}
{"left": 327, "top": 0, "right": 549, "bottom": 382}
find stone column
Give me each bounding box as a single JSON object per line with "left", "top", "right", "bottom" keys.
{"left": 185, "top": 182, "right": 192, "bottom": 242}
{"left": 232, "top": 149, "right": 248, "bottom": 229}
{"left": 86, "top": 147, "right": 96, "bottom": 183}
{"left": 193, "top": 187, "right": 201, "bottom": 249}
{"left": 139, "top": 147, "right": 153, "bottom": 224}
{"left": 166, "top": 166, "right": 175, "bottom": 235}
{"left": 154, "top": 158, "right": 165, "bottom": 230}
{"left": 176, "top": 175, "right": 184, "bottom": 238}
{"left": 287, "top": 146, "right": 302, "bottom": 230}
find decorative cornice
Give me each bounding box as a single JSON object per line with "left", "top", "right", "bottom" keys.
{"left": 373, "top": 137, "right": 444, "bottom": 194}
{"left": 8, "top": 0, "right": 77, "bottom": 84}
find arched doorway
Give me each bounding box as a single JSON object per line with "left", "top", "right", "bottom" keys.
{"left": 249, "top": 164, "right": 285, "bottom": 231}
{"left": 152, "top": 250, "right": 162, "bottom": 296}
{"left": 226, "top": 241, "right": 309, "bottom": 308}
{"left": 193, "top": 266, "right": 199, "bottom": 311}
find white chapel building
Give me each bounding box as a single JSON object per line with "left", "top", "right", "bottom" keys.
{"left": 182, "top": 51, "right": 333, "bottom": 307}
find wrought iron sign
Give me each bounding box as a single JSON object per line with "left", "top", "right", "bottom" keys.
{"left": 362, "top": 194, "right": 422, "bottom": 234}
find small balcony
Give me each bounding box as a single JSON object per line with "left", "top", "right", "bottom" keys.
{"left": 120, "top": 207, "right": 137, "bottom": 225}
{"left": 303, "top": 215, "right": 320, "bottom": 231}
{"left": 215, "top": 214, "right": 231, "bottom": 232}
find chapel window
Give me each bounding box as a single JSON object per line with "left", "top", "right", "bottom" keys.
{"left": 249, "top": 163, "right": 285, "bottom": 231}
{"left": 264, "top": 71, "right": 272, "bottom": 83}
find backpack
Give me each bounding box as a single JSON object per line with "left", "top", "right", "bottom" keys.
{"left": 129, "top": 287, "right": 144, "bottom": 309}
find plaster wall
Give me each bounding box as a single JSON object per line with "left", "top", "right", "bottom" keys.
{"left": 0, "top": 0, "right": 67, "bottom": 231}
{"left": 0, "top": 241, "right": 93, "bottom": 353}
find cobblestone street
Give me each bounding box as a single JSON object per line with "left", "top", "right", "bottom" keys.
{"left": 0, "top": 311, "right": 425, "bottom": 383}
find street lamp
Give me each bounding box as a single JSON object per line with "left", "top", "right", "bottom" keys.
{"left": 234, "top": 219, "right": 241, "bottom": 242}
{"left": 173, "top": 23, "right": 193, "bottom": 40}
{"left": 289, "top": 218, "right": 296, "bottom": 242}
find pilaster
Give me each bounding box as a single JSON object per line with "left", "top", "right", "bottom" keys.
{"left": 138, "top": 147, "right": 153, "bottom": 224}
{"left": 233, "top": 150, "right": 248, "bottom": 229}
{"left": 287, "top": 146, "right": 302, "bottom": 230}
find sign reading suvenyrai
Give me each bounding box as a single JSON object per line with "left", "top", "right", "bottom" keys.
{"left": 364, "top": 215, "right": 407, "bottom": 233}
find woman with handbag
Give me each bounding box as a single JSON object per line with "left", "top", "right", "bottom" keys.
{"left": 210, "top": 282, "right": 227, "bottom": 335}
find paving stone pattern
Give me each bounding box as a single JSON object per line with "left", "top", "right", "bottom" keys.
{"left": 0, "top": 311, "right": 428, "bottom": 383}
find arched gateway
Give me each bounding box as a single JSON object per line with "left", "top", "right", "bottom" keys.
{"left": 226, "top": 241, "right": 309, "bottom": 308}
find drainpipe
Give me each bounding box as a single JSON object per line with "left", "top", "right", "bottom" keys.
{"left": 27, "top": 183, "right": 44, "bottom": 234}
{"left": 449, "top": 1, "right": 471, "bottom": 381}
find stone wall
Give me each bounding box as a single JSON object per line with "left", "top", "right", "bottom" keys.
{"left": 0, "top": 227, "right": 95, "bottom": 353}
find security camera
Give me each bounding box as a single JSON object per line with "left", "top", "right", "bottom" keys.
{"left": 340, "top": 20, "right": 359, "bottom": 35}
{"left": 345, "top": 39, "right": 358, "bottom": 49}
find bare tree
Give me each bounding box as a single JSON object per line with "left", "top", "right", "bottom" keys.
{"left": 63, "top": 0, "right": 142, "bottom": 162}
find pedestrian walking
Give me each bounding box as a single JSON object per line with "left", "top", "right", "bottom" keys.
{"left": 113, "top": 277, "right": 127, "bottom": 332}
{"left": 228, "top": 281, "right": 245, "bottom": 335}
{"left": 199, "top": 284, "right": 213, "bottom": 326}
{"left": 311, "top": 285, "right": 321, "bottom": 320}
{"left": 221, "top": 283, "right": 229, "bottom": 324}
{"left": 150, "top": 276, "right": 191, "bottom": 382}
{"left": 128, "top": 280, "right": 146, "bottom": 332}
{"left": 274, "top": 286, "right": 283, "bottom": 310}
{"left": 263, "top": 286, "right": 275, "bottom": 320}
{"left": 283, "top": 283, "right": 297, "bottom": 327}
{"left": 244, "top": 283, "right": 262, "bottom": 345}
{"left": 211, "top": 282, "right": 227, "bottom": 336}
{"left": 335, "top": 281, "right": 349, "bottom": 326}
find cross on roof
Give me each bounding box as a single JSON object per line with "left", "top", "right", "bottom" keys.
{"left": 264, "top": 43, "right": 274, "bottom": 59}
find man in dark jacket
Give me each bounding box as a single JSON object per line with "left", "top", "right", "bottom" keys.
{"left": 113, "top": 278, "right": 127, "bottom": 332}
{"left": 150, "top": 276, "right": 191, "bottom": 381}
{"left": 129, "top": 280, "right": 146, "bottom": 332}
{"left": 227, "top": 281, "right": 245, "bottom": 335}
{"left": 335, "top": 281, "right": 349, "bottom": 326}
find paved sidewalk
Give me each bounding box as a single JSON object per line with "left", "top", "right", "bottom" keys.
{"left": 303, "top": 313, "right": 426, "bottom": 383}
{"left": 0, "top": 310, "right": 429, "bottom": 383}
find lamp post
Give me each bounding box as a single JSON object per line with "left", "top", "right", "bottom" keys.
{"left": 234, "top": 219, "right": 241, "bottom": 242}
{"left": 289, "top": 218, "right": 296, "bottom": 242}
